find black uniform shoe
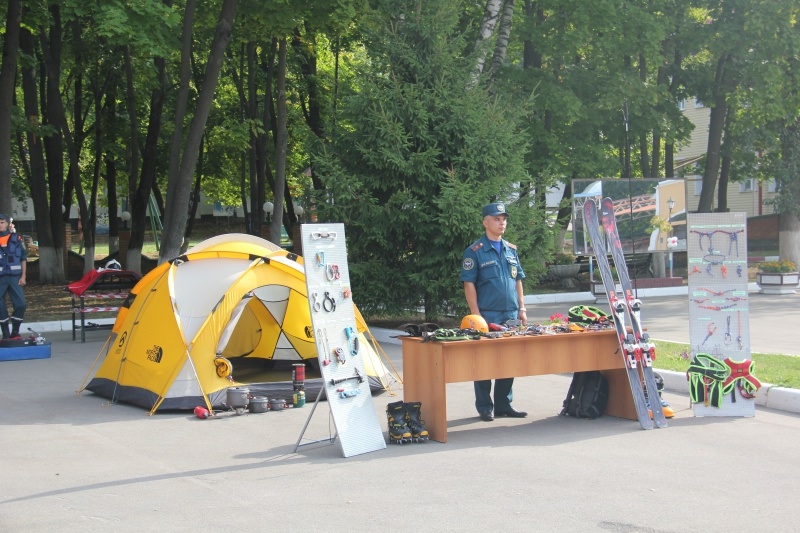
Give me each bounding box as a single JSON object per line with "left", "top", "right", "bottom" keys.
{"left": 495, "top": 408, "right": 528, "bottom": 418}
{"left": 479, "top": 411, "right": 494, "bottom": 422}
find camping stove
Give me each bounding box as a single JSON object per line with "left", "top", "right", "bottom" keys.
{"left": 226, "top": 387, "right": 250, "bottom": 415}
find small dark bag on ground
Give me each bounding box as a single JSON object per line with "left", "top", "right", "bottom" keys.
{"left": 560, "top": 371, "right": 609, "bottom": 419}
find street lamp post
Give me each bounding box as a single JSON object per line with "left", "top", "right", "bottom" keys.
{"left": 667, "top": 197, "right": 675, "bottom": 278}
{"left": 293, "top": 202, "right": 304, "bottom": 223}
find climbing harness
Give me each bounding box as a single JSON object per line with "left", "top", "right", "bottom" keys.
{"left": 721, "top": 358, "right": 761, "bottom": 400}
{"left": 687, "top": 353, "right": 728, "bottom": 408}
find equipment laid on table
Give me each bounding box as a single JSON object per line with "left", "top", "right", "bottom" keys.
{"left": 460, "top": 314, "right": 489, "bottom": 333}
{"left": 568, "top": 305, "right": 611, "bottom": 325}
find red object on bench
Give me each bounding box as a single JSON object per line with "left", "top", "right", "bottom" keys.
{"left": 66, "top": 268, "right": 141, "bottom": 342}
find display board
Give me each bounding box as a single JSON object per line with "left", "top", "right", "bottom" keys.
{"left": 299, "top": 223, "right": 386, "bottom": 457}
{"left": 686, "top": 212, "right": 755, "bottom": 417}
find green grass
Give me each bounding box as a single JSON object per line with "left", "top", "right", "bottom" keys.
{"left": 653, "top": 340, "right": 800, "bottom": 389}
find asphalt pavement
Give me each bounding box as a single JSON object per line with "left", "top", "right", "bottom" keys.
{"left": 2, "top": 288, "right": 800, "bottom": 531}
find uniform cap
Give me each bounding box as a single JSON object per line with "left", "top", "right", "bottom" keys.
{"left": 481, "top": 202, "right": 508, "bottom": 218}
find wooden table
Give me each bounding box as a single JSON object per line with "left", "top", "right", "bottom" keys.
{"left": 400, "top": 330, "right": 637, "bottom": 442}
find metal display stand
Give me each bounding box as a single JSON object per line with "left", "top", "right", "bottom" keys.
{"left": 293, "top": 223, "right": 386, "bottom": 457}
{"left": 686, "top": 213, "right": 754, "bottom": 417}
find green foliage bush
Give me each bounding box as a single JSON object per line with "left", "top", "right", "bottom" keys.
{"left": 313, "top": 0, "right": 549, "bottom": 320}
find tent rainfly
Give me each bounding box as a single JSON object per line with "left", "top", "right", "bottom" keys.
{"left": 80, "top": 234, "right": 397, "bottom": 413}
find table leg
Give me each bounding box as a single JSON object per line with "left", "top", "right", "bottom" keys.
{"left": 402, "top": 342, "right": 448, "bottom": 443}
{"left": 602, "top": 368, "right": 638, "bottom": 420}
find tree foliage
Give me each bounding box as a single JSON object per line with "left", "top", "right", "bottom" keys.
{"left": 0, "top": 0, "right": 798, "bottom": 289}
{"left": 314, "top": 0, "right": 534, "bottom": 319}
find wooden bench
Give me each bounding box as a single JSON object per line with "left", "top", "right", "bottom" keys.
{"left": 400, "top": 330, "right": 636, "bottom": 443}
{"left": 66, "top": 269, "right": 141, "bottom": 342}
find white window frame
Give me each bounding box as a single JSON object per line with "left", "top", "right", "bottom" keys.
{"left": 738, "top": 178, "right": 755, "bottom": 193}
{"left": 767, "top": 179, "right": 777, "bottom": 193}
{"left": 679, "top": 99, "right": 686, "bottom": 111}
{"left": 694, "top": 99, "right": 704, "bottom": 108}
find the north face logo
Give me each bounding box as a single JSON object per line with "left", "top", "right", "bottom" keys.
{"left": 147, "top": 345, "right": 163, "bottom": 363}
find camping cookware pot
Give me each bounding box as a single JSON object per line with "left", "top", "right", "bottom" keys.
{"left": 248, "top": 396, "right": 269, "bottom": 413}
{"left": 269, "top": 398, "right": 287, "bottom": 411}
{"left": 227, "top": 387, "right": 250, "bottom": 409}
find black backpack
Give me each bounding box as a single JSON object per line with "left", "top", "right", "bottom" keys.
{"left": 560, "top": 371, "right": 609, "bottom": 419}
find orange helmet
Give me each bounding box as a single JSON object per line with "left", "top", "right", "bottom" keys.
{"left": 460, "top": 314, "right": 489, "bottom": 333}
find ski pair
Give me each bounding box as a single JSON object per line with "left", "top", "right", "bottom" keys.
{"left": 583, "top": 198, "right": 666, "bottom": 430}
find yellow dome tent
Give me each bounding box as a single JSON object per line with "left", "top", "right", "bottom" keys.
{"left": 80, "top": 234, "right": 397, "bottom": 413}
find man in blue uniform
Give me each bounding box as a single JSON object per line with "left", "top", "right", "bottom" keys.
{"left": 0, "top": 214, "right": 27, "bottom": 340}
{"left": 460, "top": 202, "right": 527, "bottom": 421}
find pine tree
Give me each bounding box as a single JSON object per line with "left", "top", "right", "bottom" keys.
{"left": 315, "top": 0, "right": 534, "bottom": 319}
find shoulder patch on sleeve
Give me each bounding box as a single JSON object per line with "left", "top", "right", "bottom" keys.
{"left": 462, "top": 257, "right": 475, "bottom": 270}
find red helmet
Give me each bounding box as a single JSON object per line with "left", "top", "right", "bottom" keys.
{"left": 460, "top": 314, "right": 489, "bottom": 333}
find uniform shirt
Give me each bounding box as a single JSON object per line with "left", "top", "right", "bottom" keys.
{"left": 0, "top": 232, "right": 26, "bottom": 276}
{"left": 460, "top": 234, "right": 525, "bottom": 322}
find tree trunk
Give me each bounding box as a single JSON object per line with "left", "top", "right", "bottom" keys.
{"left": 181, "top": 135, "right": 204, "bottom": 255}
{"left": 716, "top": 105, "right": 735, "bottom": 212}
{"left": 779, "top": 213, "right": 800, "bottom": 270}
{"left": 0, "top": 0, "right": 22, "bottom": 214}
{"left": 128, "top": 54, "right": 167, "bottom": 274}
{"left": 167, "top": 0, "right": 196, "bottom": 216}
{"left": 247, "top": 41, "right": 258, "bottom": 235}
{"left": 292, "top": 28, "right": 324, "bottom": 191}
{"left": 40, "top": 21, "right": 91, "bottom": 275}
{"left": 122, "top": 44, "right": 140, "bottom": 270}
{"left": 665, "top": 142, "right": 674, "bottom": 178}
{"left": 488, "top": 0, "right": 515, "bottom": 78}
{"left": 19, "top": 26, "right": 64, "bottom": 283}
{"left": 468, "top": 0, "right": 503, "bottom": 88}
{"left": 160, "top": 0, "right": 238, "bottom": 263}
{"left": 698, "top": 57, "right": 729, "bottom": 213}
{"left": 717, "top": 151, "right": 731, "bottom": 212}
{"left": 555, "top": 177, "right": 573, "bottom": 251}
{"left": 778, "top": 118, "right": 800, "bottom": 268}
{"left": 270, "top": 37, "right": 288, "bottom": 246}
{"left": 41, "top": 7, "right": 66, "bottom": 269}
